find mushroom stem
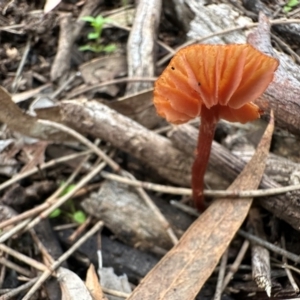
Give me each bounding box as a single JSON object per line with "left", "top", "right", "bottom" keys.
{"left": 192, "top": 105, "right": 219, "bottom": 211}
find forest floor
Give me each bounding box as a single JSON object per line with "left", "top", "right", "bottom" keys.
{"left": 1, "top": 0, "right": 300, "bottom": 299}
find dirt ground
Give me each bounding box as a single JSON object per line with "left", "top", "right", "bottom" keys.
{"left": 1, "top": 0, "right": 300, "bottom": 299}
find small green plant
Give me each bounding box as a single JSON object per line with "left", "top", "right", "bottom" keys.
{"left": 79, "top": 15, "right": 117, "bottom": 53}
{"left": 49, "top": 183, "right": 87, "bottom": 225}
{"left": 283, "top": 0, "right": 299, "bottom": 12}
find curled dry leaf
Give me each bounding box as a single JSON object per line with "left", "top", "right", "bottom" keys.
{"left": 127, "top": 112, "right": 274, "bottom": 300}
{"left": 57, "top": 267, "right": 92, "bottom": 300}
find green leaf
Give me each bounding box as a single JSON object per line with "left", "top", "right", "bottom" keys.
{"left": 81, "top": 16, "right": 96, "bottom": 23}
{"left": 49, "top": 208, "right": 61, "bottom": 218}
{"left": 283, "top": 5, "right": 292, "bottom": 12}
{"left": 79, "top": 45, "right": 92, "bottom": 51}
{"left": 94, "top": 15, "right": 106, "bottom": 27}
{"left": 103, "top": 44, "right": 117, "bottom": 53}
{"left": 87, "top": 32, "right": 99, "bottom": 40}
{"left": 73, "top": 211, "right": 87, "bottom": 224}
{"left": 59, "top": 182, "right": 76, "bottom": 196}
{"left": 287, "top": 0, "right": 299, "bottom": 7}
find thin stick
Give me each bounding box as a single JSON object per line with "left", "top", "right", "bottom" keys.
{"left": 101, "top": 171, "right": 300, "bottom": 198}
{"left": 0, "top": 257, "right": 32, "bottom": 278}
{"left": 281, "top": 236, "right": 299, "bottom": 293}
{"left": 68, "top": 216, "right": 93, "bottom": 243}
{"left": 0, "top": 151, "right": 95, "bottom": 235}
{"left": 0, "top": 150, "right": 92, "bottom": 193}
{"left": 157, "top": 18, "right": 300, "bottom": 66}
{"left": 37, "top": 120, "right": 120, "bottom": 172}
{"left": 24, "top": 162, "right": 106, "bottom": 231}
{"left": 0, "top": 244, "right": 48, "bottom": 272}
{"left": 222, "top": 240, "right": 250, "bottom": 291}
{"left": 22, "top": 220, "right": 104, "bottom": 300}
{"left": 0, "top": 277, "right": 38, "bottom": 300}
{"left": 11, "top": 38, "right": 31, "bottom": 92}
{"left": 0, "top": 219, "right": 32, "bottom": 243}
{"left": 102, "top": 287, "right": 131, "bottom": 298}
{"left": 238, "top": 230, "right": 300, "bottom": 264}
{"left": 68, "top": 77, "right": 157, "bottom": 98}
{"left": 214, "top": 249, "right": 228, "bottom": 300}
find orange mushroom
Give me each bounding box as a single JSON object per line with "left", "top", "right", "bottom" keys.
{"left": 153, "top": 44, "right": 279, "bottom": 211}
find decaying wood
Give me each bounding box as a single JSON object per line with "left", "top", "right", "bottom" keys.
{"left": 37, "top": 99, "right": 192, "bottom": 187}
{"left": 126, "top": 0, "right": 162, "bottom": 94}
{"left": 81, "top": 180, "right": 174, "bottom": 251}
{"left": 36, "top": 98, "right": 300, "bottom": 231}
{"left": 168, "top": 124, "right": 300, "bottom": 231}
{"left": 249, "top": 14, "right": 300, "bottom": 137}
{"left": 187, "top": 3, "right": 252, "bottom": 44}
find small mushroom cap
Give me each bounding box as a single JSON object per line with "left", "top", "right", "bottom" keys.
{"left": 153, "top": 44, "right": 279, "bottom": 124}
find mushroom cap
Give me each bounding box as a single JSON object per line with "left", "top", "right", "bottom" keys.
{"left": 153, "top": 44, "right": 279, "bottom": 124}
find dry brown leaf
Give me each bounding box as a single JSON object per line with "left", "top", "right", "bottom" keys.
{"left": 0, "top": 86, "right": 71, "bottom": 141}
{"left": 20, "top": 141, "right": 48, "bottom": 173}
{"left": 128, "top": 112, "right": 274, "bottom": 300}
{"left": 86, "top": 264, "right": 107, "bottom": 300}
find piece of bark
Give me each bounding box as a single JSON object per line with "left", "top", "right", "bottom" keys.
{"left": 36, "top": 99, "right": 192, "bottom": 187}
{"left": 126, "top": 0, "right": 162, "bottom": 94}
{"left": 248, "top": 13, "right": 300, "bottom": 136}
{"left": 81, "top": 180, "right": 174, "bottom": 251}
{"left": 168, "top": 124, "right": 300, "bottom": 231}
{"left": 187, "top": 3, "right": 252, "bottom": 44}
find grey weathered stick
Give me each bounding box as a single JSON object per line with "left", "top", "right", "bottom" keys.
{"left": 50, "top": 13, "right": 73, "bottom": 83}
{"left": 126, "top": 0, "right": 162, "bottom": 94}
{"left": 45, "top": 99, "right": 192, "bottom": 186}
